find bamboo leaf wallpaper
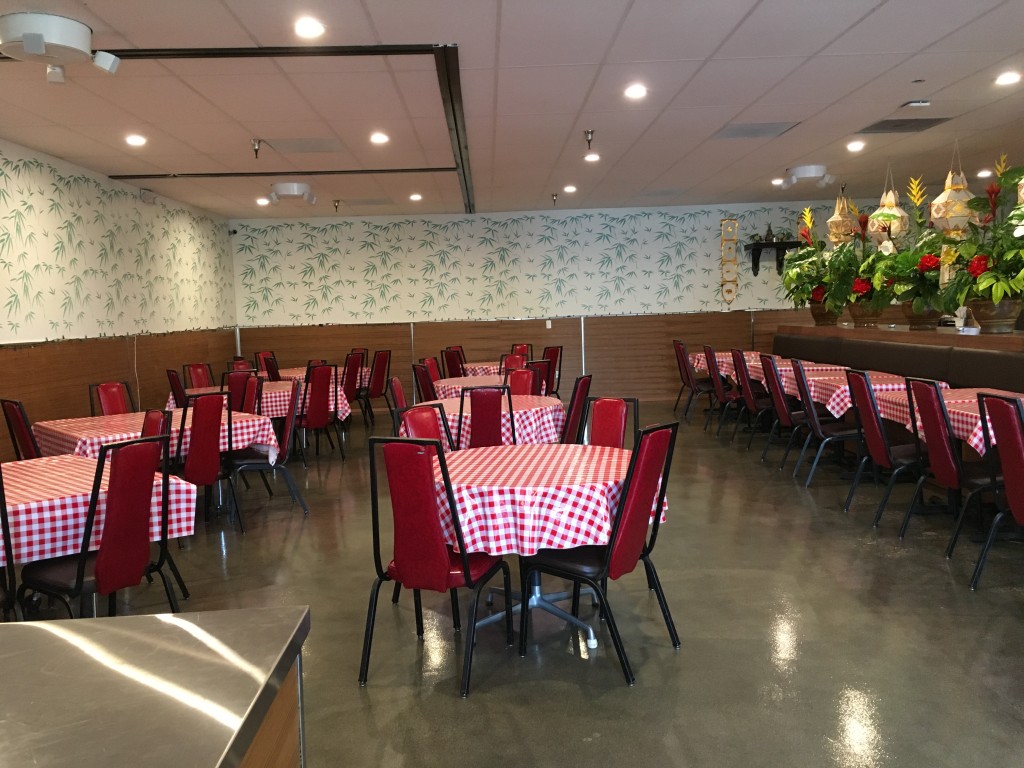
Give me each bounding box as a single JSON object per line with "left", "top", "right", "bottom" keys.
{"left": 0, "top": 139, "right": 234, "bottom": 343}
{"left": 231, "top": 203, "right": 837, "bottom": 325}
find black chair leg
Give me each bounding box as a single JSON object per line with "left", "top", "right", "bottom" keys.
{"left": 279, "top": 467, "right": 310, "bottom": 515}
{"left": 970, "top": 511, "right": 1007, "bottom": 590}
{"left": 792, "top": 432, "right": 815, "bottom": 479}
{"left": 164, "top": 550, "right": 190, "bottom": 599}
{"left": 946, "top": 487, "right": 985, "bottom": 558}
{"left": 586, "top": 577, "right": 634, "bottom": 685}
{"left": 804, "top": 437, "right": 836, "bottom": 488}
{"left": 761, "top": 420, "right": 779, "bottom": 462}
{"left": 674, "top": 383, "right": 685, "bottom": 411}
{"left": 391, "top": 582, "right": 402, "bottom": 604}
{"left": 154, "top": 568, "right": 180, "bottom": 613}
{"left": 226, "top": 477, "right": 244, "bottom": 534}
{"left": 779, "top": 426, "right": 803, "bottom": 470}
{"left": 518, "top": 566, "right": 532, "bottom": 657}
{"left": 413, "top": 589, "right": 424, "bottom": 638}
{"left": 450, "top": 589, "right": 462, "bottom": 632}
{"left": 872, "top": 465, "right": 909, "bottom": 527}
{"left": 358, "top": 577, "right": 385, "bottom": 685}
{"left": 898, "top": 476, "right": 928, "bottom": 540}
{"left": 681, "top": 390, "right": 696, "bottom": 422}
{"left": 641, "top": 555, "right": 680, "bottom": 648}
{"left": 258, "top": 471, "right": 274, "bottom": 497}
{"left": 844, "top": 455, "right": 870, "bottom": 513}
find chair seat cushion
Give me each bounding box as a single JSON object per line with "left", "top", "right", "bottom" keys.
{"left": 21, "top": 553, "right": 97, "bottom": 595}
{"left": 386, "top": 549, "right": 501, "bottom": 591}
{"left": 225, "top": 447, "right": 271, "bottom": 468}
{"left": 820, "top": 421, "right": 860, "bottom": 439}
{"left": 522, "top": 545, "right": 607, "bottom": 581}
{"left": 890, "top": 443, "right": 921, "bottom": 467}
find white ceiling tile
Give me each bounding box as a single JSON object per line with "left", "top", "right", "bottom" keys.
{"left": 496, "top": 66, "right": 598, "bottom": 115}
{"left": 498, "top": 0, "right": 631, "bottom": 68}
{"left": 669, "top": 57, "right": 806, "bottom": 109}
{"left": 757, "top": 54, "right": 907, "bottom": 106}
{"left": 608, "top": 0, "right": 759, "bottom": 62}
{"left": 583, "top": 60, "right": 704, "bottom": 113}
{"left": 366, "top": 1, "right": 500, "bottom": 69}
{"left": 395, "top": 71, "right": 446, "bottom": 119}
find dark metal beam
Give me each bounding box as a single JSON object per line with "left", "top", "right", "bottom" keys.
{"left": 0, "top": 44, "right": 435, "bottom": 62}
{"left": 433, "top": 45, "right": 475, "bottom": 214}
{"left": 110, "top": 167, "right": 456, "bottom": 181}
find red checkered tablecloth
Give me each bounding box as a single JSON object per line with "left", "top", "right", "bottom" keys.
{"left": 275, "top": 366, "right": 370, "bottom": 389}
{"left": 434, "top": 444, "right": 645, "bottom": 556}
{"left": 463, "top": 361, "right": 501, "bottom": 376}
{"left": 34, "top": 411, "right": 281, "bottom": 464}
{"left": 690, "top": 351, "right": 845, "bottom": 385}
{"left": 168, "top": 380, "right": 352, "bottom": 421}
{"left": 401, "top": 396, "right": 565, "bottom": 448}
{"left": 777, "top": 367, "right": 944, "bottom": 417}
{"left": 0, "top": 454, "right": 196, "bottom": 566}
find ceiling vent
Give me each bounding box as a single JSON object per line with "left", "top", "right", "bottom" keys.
{"left": 859, "top": 117, "right": 949, "bottom": 134}
{"left": 0, "top": 12, "right": 120, "bottom": 82}
{"left": 268, "top": 182, "right": 317, "bottom": 205}
{"left": 713, "top": 122, "right": 798, "bottom": 140}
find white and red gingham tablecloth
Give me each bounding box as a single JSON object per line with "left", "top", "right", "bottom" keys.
{"left": 34, "top": 410, "right": 280, "bottom": 464}
{"left": 875, "top": 388, "right": 1024, "bottom": 454}
{"left": 168, "top": 380, "right": 352, "bottom": 421}
{"left": 401, "top": 395, "right": 565, "bottom": 449}
{"left": 691, "top": 351, "right": 846, "bottom": 385}
{"left": 274, "top": 366, "right": 370, "bottom": 389}
{"left": 777, "top": 367, "right": 946, "bottom": 418}
{"left": 463, "top": 361, "right": 501, "bottom": 377}
{"left": 434, "top": 374, "right": 545, "bottom": 400}
{"left": 0, "top": 454, "right": 196, "bottom": 566}
{"left": 434, "top": 444, "right": 652, "bottom": 556}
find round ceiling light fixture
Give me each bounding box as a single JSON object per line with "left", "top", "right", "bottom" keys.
{"left": 779, "top": 164, "right": 836, "bottom": 190}
{"left": 624, "top": 83, "right": 647, "bottom": 99}
{"left": 125, "top": 134, "right": 147, "bottom": 147}
{"left": 563, "top": 185, "right": 577, "bottom": 193}
{"left": 294, "top": 16, "right": 325, "bottom": 39}
{"left": 409, "top": 193, "right": 422, "bottom": 201}
{"left": 995, "top": 71, "right": 1021, "bottom": 86}
{"left": 370, "top": 132, "right": 389, "bottom": 144}
{"left": 0, "top": 12, "right": 120, "bottom": 81}
{"left": 846, "top": 140, "right": 865, "bottom": 152}
{"left": 268, "top": 182, "right": 317, "bottom": 205}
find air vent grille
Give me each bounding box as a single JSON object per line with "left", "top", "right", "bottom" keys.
{"left": 859, "top": 118, "right": 949, "bottom": 134}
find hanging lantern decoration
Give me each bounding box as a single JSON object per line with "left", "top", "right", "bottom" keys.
{"left": 827, "top": 184, "right": 857, "bottom": 244}
{"left": 867, "top": 168, "right": 909, "bottom": 244}
{"left": 930, "top": 170, "right": 977, "bottom": 239}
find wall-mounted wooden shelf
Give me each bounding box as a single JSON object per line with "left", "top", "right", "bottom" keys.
{"left": 743, "top": 240, "right": 801, "bottom": 276}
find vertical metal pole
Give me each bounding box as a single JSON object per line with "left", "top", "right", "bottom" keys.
{"left": 409, "top": 321, "right": 417, "bottom": 403}
{"left": 234, "top": 325, "right": 241, "bottom": 357}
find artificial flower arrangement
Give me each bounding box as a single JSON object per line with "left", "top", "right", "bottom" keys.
{"left": 782, "top": 208, "right": 843, "bottom": 312}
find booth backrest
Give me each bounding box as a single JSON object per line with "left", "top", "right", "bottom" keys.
{"left": 946, "top": 347, "right": 1024, "bottom": 390}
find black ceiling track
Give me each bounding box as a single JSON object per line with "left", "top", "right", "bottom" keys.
{"left": 2, "top": 43, "right": 476, "bottom": 214}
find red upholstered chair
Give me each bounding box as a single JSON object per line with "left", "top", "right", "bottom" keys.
{"left": 398, "top": 403, "right": 455, "bottom": 453}
{"left": 0, "top": 464, "right": 19, "bottom": 619}
{"left": 505, "top": 368, "right": 534, "bottom": 396}
{"left": 501, "top": 354, "right": 525, "bottom": 372}
{"left": 905, "top": 378, "right": 998, "bottom": 545}
{"left": 560, "top": 374, "right": 592, "bottom": 444}
{"left": 442, "top": 348, "right": 465, "bottom": 379}
{"left": 2, "top": 398, "right": 42, "bottom": 460}
{"left": 701, "top": 346, "right": 741, "bottom": 435}
{"left": 541, "top": 346, "right": 562, "bottom": 397}
{"left": 758, "top": 354, "right": 811, "bottom": 468}
{"left": 89, "top": 381, "right": 135, "bottom": 416}
{"left": 729, "top": 349, "right": 775, "bottom": 446}
{"left": 254, "top": 351, "right": 277, "bottom": 373}
{"left": 298, "top": 363, "right": 344, "bottom": 459}
{"left": 422, "top": 356, "right": 442, "bottom": 383}
{"left": 139, "top": 410, "right": 189, "bottom": 602}
{"left": 183, "top": 362, "right": 214, "bottom": 389}
{"left": 446, "top": 345, "right": 467, "bottom": 364}
{"left": 356, "top": 349, "right": 391, "bottom": 426}
{"left": 967, "top": 394, "right": 1024, "bottom": 589}
{"left": 351, "top": 346, "right": 369, "bottom": 356}
{"left": 141, "top": 408, "right": 171, "bottom": 438}
{"left": 264, "top": 356, "right": 282, "bottom": 382}
{"left": 673, "top": 340, "right": 714, "bottom": 422}
{"left": 359, "top": 437, "right": 513, "bottom": 697}
{"left": 518, "top": 422, "right": 680, "bottom": 685}
{"left": 585, "top": 397, "right": 639, "bottom": 449}
{"left": 387, "top": 376, "right": 407, "bottom": 436}
{"left": 511, "top": 343, "right": 533, "bottom": 358}
{"left": 304, "top": 359, "right": 326, "bottom": 381}
{"left": 457, "top": 386, "right": 513, "bottom": 450}
{"left": 526, "top": 360, "right": 550, "bottom": 395}
{"left": 412, "top": 363, "right": 437, "bottom": 402}
{"left": 843, "top": 370, "right": 921, "bottom": 525}
{"left": 178, "top": 393, "right": 239, "bottom": 530}
{"left": 240, "top": 375, "right": 263, "bottom": 415}
{"left": 228, "top": 380, "right": 309, "bottom": 516}
{"left": 221, "top": 370, "right": 251, "bottom": 412}
{"left": 228, "top": 357, "right": 252, "bottom": 372}
{"left": 167, "top": 369, "right": 188, "bottom": 409}
{"left": 17, "top": 435, "right": 179, "bottom": 617}
{"left": 790, "top": 360, "right": 862, "bottom": 487}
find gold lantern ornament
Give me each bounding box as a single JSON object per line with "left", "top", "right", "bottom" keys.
{"left": 827, "top": 184, "right": 857, "bottom": 244}
{"left": 867, "top": 168, "right": 909, "bottom": 244}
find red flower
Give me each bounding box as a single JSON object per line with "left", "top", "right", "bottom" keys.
{"left": 986, "top": 182, "right": 1002, "bottom": 218}
{"left": 857, "top": 213, "right": 869, "bottom": 241}
{"left": 852, "top": 277, "right": 872, "bottom": 296}
{"left": 810, "top": 285, "right": 826, "bottom": 303}
{"left": 798, "top": 226, "right": 813, "bottom": 246}
{"left": 886, "top": 277, "right": 895, "bottom": 287}
{"left": 917, "top": 254, "right": 940, "bottom": 272}
{"left": 967, "top": 254, "right": 990, "bottom": 278}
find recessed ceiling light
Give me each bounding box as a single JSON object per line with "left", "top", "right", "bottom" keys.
{"left": 125, "top": 134, "right": 146, "bottom": 147}
{"left": 977, "top": 169, "right": 993, "bottom": 178}
{"left": 294, "top": 16, "right": 325, "bottom": 39}
{"left": 370, "top": 132, "right": 389, "bottom": 144}
{"left": 846, "top": 140, "right": 866, "bottom": 152}
{"left": 771, "top": 178, "right": 784, "bottom": 186}
{"left": 409, "top": 193, "right": 422, "bottom": 201}
{"left": 624, "top": 83, "right": 647, "bottom": 100}
{"left": 584, "top": 152, "right": 600, "bottom": 162}
{"left": 995, "top": 71, "right": 1021, "bottom": 86}
{"left": 256, "top": 197, "right": 270, "bottom": 206}
{"left": 563, "top": 185, "right": 577, "bottom": 193}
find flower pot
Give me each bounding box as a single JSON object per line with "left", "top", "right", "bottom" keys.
{"left": 809, "top": 302, "right": 839, "bottom": 326}
{"left": 967, "top": 298, "right": 1022, "bottom": 334}
{"left": 847, "top": 302, "right": 883, "bottom": 328}
{"left": 900, "top": 301, "right": 942, "bottom": 330}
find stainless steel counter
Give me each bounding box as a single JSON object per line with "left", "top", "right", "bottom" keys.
{"left": 0, "top": 606, "right": 311, "bottom": 767}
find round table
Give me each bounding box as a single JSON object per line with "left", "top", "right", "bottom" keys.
{"left": 434, "top": 374, "right": 545, "bottom": 399}
{"left": 409, "top": 395, "right": 564, "bottom": 448}
{"left": 463, "top": 361, "right": 501, "bottom": 376}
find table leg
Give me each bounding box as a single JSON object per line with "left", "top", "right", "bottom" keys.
{"left": 476, "top": 575, "right": 598, "bottom": 648}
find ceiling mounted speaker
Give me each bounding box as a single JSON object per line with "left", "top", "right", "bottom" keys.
{"left": 0, "top": 12, "right": 120, "bottom": 79}
{"left": 269, "top": 182, "right": 317, "bottom": 205}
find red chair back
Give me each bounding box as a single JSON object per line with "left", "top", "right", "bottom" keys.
{"left": 278, "top": 380, "right": 302, "bottom": 461}
{"left": 506, "top": 368, "right": 534, "bottom": 396}
{"left": 2, "top": 398, "right": 42, "bottom": 460}
{"left": 730, "top": 349, "right": 761, "bottom": 413}
{"left": 412, "top": 364, "right": 437, "bottom": 402}
{"left": 462, "top": 387, "right": 507, "bottom": 448}
{"left": 511, "top": 343, "right": 532, "bottom": 358}
{"left": 447, "top": 345, "right": 467, "bottom": 364}
{"left": 400, "top": 403, "right": 453, "bottom": 453}
{"left": 560, "top": 374, "right": 592, "bottom": 444}
{"left": 907, "top": 378, "right": 961, "bottom": 489}
{"left": 302, "top": 364, "right": 334, "bottom": 429}
{"left": 759, "top": 354, "right": 795, "bottom": 429}
{"left": 141, "top": 409, "right": 170, "bottom": 438}
{"left": 590, "top": 398, "right": 628, "bottom": 449}
{"left": 184, "top": 363, "right": 213, "bottom": 388}
{"left": 264, "top": 356, "right": 282, "bottom": 382}
{"left": 673, "top": 340, "right": 691, "bottom": 389}
{"left": 541, "top": 346, "right": 561, "bottom": 394}
{"left": 229, "top": 358, "right": 252, "bottom": 371}
{"left": 389, "top": 376, "right": 408, "bottom": 411}
{"left": 527, "top": 360, "right": 549, "bottom": 395}
{"left": 95, "top": 381, "right": 134, "bottom": 416}
{"left": 166, "top": 369, "right": 188, "bottom": 409}
{"left": 503, "top": 354, "right": 525, "bottom": 372}
{"left": 845, "top": 370, "right": 891, "bottom": 469}
{"left": 702, "top": 346, "right": 730, "bottom": 404}
{"left": 367, "top": 350, "right": 391, "bottom": 397}
{"left": 980, "top": 394, "right": 1024, "bottom": 526}
{"left": 254, "top": 351, "right": 276, "bottom": 372}
{"left": 441, "top": 349, "right": 463, "bottom": 378}
{"left": 422, "top": 357, "right": 442, "bottom": 382}
{"left": 607, "top": 423, "right": 677, "bottom": 580}
{"left": 92, "top": 437, "right": 165, "bottom": 595}
{"left": 790, "top": 360, "right": 827, "bottom": 439}
{"left": 222, "top": 370, "right": 250, "bottom": 412}
{"left": 241, "top": 375, "right": 263, "bottom": 414}
{"left": 680, "top": 342, "right": 705, "bottom": 392}
{"left": 181, "top": 394, "right": 224, "bottom": 486}
{"left": 341, "top": 352, "right": 362, "bottom": 401}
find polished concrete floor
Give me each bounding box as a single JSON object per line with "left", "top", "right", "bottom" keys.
{"left": 119, "top": 402, "right": 1024, "bottom": 767}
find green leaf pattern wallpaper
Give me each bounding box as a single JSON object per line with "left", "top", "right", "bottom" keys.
{"left": 0, "top": 139, "right": 234, "bottom": 344}
{"left": 232, "top": 204, "right": 833, "bottom": 325}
